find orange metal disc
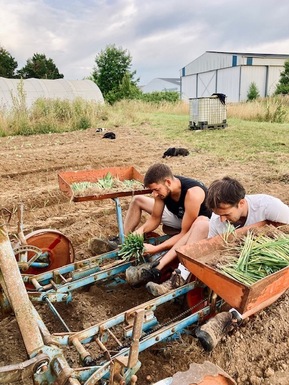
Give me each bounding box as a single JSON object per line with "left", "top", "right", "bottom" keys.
{"left": 186, "top": 284, "right": 207, "bottom": 312}
{"left": 15, "top": 229, "right": 75, "bottom": 277}
{"left": 185, "top": 278, "right": 217, "bottom": 320}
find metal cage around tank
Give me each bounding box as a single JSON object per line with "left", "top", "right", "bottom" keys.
{"left": 189, "top": 94, "right": 227, "bottom": 130}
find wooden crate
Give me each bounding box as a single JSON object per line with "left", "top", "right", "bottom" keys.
{"left": 177, "top": 221, "right": 289, "bottom": 318}
{"left": 58, "top": 166, "right": 151, "bottom": 202}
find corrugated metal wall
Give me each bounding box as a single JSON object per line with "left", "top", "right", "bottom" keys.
{"left": 181, "top": 52, "right": 288, "bottom": 102}
{"left": 184, "top": 52, "right": 234, "bottom": 75}
{"left": 266, "top": 66, "right": 284, "bottom": 95}
{"left": 181, "top": 74, "right": 196, "bottom": 100}
{"left": 239, "top": 66, "right": 267, "bottom": 100}
{"left": 216, "top": 67, "right": 240, "bottom": 102}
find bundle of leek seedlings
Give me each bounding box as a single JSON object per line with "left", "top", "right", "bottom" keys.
{"left": 71, "top": 173, "right": 144, "bottom": 196}
{"left": 218, "top": 227, "right": 289, "bottom": 285}
{"left": 118, "top": 233, "right": 145, "bottom": 263}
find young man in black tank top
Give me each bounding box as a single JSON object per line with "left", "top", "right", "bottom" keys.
{"left": 125, "top": 163, "right": 211, "bottom": 291}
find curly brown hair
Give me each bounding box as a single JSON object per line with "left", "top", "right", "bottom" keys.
{"left": 144, "top": 163, "right": 174, "bottom": 187}
{"left": 206, "top": 176, "right": 246, "bottom": 209}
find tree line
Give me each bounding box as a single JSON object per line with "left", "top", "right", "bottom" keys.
{"left": 0, "top": 48, "right": 64, "bottom": 79}
{"left": 0, "top": 44, "right": 181, "bottom": 105}
{"left": 1, "top": 44, "right": 288, "bottom": 105}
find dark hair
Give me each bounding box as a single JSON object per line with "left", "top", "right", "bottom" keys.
{"left": 206, "top": 176, "right": 246, "bottom": 209}
{"left": 144, "top": 163, "right": 174, "bottom": 187}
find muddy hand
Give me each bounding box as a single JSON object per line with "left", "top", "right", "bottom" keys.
{"left": 143, "top": 242, "right": 157, "bottom": 255}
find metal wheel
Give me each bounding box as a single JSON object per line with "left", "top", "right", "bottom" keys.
{"left": 14, "top": 229, "right": 75, "bottom": 276}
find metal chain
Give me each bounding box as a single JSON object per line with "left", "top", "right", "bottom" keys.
{"left": 141, "top": 297, "right": 207, "bottom": 337}
{"left": 109, "top": 297, "right": 207, "bottom": 354}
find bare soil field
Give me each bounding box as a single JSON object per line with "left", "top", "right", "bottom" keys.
{"left": 0, "top": 125, "right": 288, "bottom": 385}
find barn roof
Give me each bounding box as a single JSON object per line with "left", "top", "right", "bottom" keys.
{"left": 158, "top": 78, "right": 180, "bottom": 85}
{"left": 0, "top": 78, "right": 104, "bottom": 110}
{"left": 206, "top": 50, "right": 289, "bottom": 59}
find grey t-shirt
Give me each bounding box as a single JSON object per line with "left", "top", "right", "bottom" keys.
{"left": 208, "top": 194, "right": 289, "bottom": 238}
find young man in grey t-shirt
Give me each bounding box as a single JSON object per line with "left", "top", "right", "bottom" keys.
{"left": 206, "top": 176, "right": 289, "bottom": 237}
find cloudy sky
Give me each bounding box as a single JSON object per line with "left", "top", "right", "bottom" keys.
{"left": 1, "top": 0, "right": 289, "bottom": 85}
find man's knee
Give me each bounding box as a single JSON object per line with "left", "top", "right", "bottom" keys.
{"left": 194, "top": 216, "right": 210, "bottom": 226}
{"left": 129, "top": 195, "right": 146, "bottom": 207}
{"left": 130, "top": 195, "right": 154, "bottom": 212}
{"left": 191, "top": 216, "right": 210, "bottom": 237}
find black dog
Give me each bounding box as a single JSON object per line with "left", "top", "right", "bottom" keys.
{"left": 162, "top": 147, "right": 189, "bottom": 158}
{"left": 211, "top": 93, "right": 226, "bottom": 105}
{"left": 102, "top": 131, "right": 116, "bottom": 139}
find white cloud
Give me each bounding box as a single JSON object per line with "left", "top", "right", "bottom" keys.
{"left": 0, "top": 0, "right": 288, "bottom": 84}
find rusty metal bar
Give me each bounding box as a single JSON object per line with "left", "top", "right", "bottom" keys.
{"left": 106, "top": 327, "right": 123, "bottom": 347}
{"left": 127, "top": 309, "right": 144, "bottom": 368}
{"left": 31, "top": 277, "right": 43, "bottom": 290}
{"left": 44, "top": 296, "right": 71, "bottom": 332}
{"left": 0, "top": 224, "right": 44, "bottom": 356}
{"left": 109, "top": 360, "right": 126, "bottom": 385}
{"left": 95, "top": 337, "right": 111, "bottom": 361}
{"left": 71, "top": 337, "right": 92, "bottom": 362}
{"left": 17, "top": 203, "right": 27, "bottom": 245}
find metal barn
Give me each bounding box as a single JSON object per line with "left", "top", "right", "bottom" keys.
{"left": 141, "top": 78, "right": 180, "bottom": 93}
{"left": 0, "top": 78, "right": 104, "bottom": 110}
{"left": 180, "top": 51, "right": 289, "bottom": 103}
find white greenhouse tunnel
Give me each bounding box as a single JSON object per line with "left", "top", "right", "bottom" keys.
{"left": 0, "top": 77, "right": 104, "bottom": 110}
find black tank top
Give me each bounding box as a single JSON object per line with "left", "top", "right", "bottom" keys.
{"left": 164, "top": 176, "right": 211, "bottom": 219}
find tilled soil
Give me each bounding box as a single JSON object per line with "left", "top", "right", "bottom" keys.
{"left": 0, "top": 126, "right": 288, "bottom": 385}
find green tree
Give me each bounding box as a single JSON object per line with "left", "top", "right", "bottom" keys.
{"left": 91, "top": 44, "right": 139, "bottom": 104}
{"left": 275, "top": 60, "right": 289, "bottom": 95}
{"left": 106, "top": 72, "right": 142, "bottom": 104}
{"left": 17, "top": 53, "right": 64, "bottom": 79}
{"left": 0, "top": 47, "right": 18, "bottom": 78}
{"left": 247, "top": 82, "right": 260, "bottom": 101}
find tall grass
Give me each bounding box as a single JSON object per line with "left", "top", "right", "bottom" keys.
{"left": 0, "top": 97, "right": 106, "bottom": 137}
{"left": 227, "top": 96, "right": 289, "bottom": 123}
{"left": 0, "top": 91, "right": 288, "bottom": 137}
{"left": 0, "top": 97, "right": 189, "bottom": 137}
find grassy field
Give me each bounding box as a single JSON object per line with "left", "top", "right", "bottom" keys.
{"left": 1, "top": 94, "right": 289, "bottom": 135}
{"left": 0, "top": 96, "right": 288, "bottom": 385}
{"left": 0, "top": 97, "right": 288, "bottom": 183}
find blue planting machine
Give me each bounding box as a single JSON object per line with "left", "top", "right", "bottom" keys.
{"left": 0, "top": 167, "right": 287, "bottom": 385}
{"left": 0, "top": 165, "right": 223, "bottom": 385}
{"left": 0, "top": 206, "right": 223, "bottom": 385}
